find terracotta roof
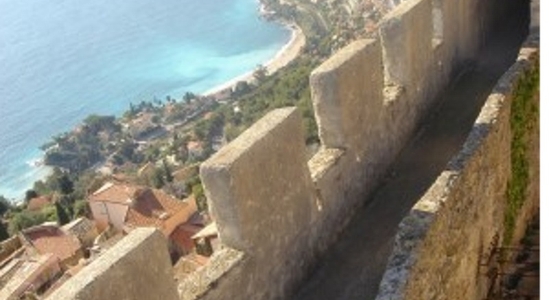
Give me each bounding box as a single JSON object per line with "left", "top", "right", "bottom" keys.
{"left": 171, "top": 224, "right": 203, "bottom": 252}
{"left": 89, "top": 182, "right": 140, "bottom": 204}
{"left": 23, "top": 225, "right": 82, "bottom": 262}
{"left": 90, "top": 181, "right": 198, "bottom": 233}
{"left": 187, "top": 141, "right": 203, "bottom": 151}
{"left": 125, "top": 190, "right": 197, "bottom": 229}
{"left": 27, "top": 196, "right": 52, "bottom": 211}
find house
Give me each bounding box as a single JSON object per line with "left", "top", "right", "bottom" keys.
{"left": 0, "top": 222, "right": 89, "bottom": 299}
{"left": 126, "top": 112, "right": 164, "bottom": 140}
{"left": 20, "top": 223, "right": 84, "bottom": 269}
{"left": 187, "top": 141, "right": 204, "bottom": 160}
{"left": 87, "top": 182, "right": 199, "bottom": 256}
{"left": 210, "top": 87, "right": 232, "bottom": 102}
{"left": 26, "top": 196, "right": 52, "bottom": 212}
{"left": 169, "top": 223, "right": 203, "bottom": 258}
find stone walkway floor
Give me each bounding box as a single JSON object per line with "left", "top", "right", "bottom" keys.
{"left": 291, "top": 3, "right": 531, "bottom": 300}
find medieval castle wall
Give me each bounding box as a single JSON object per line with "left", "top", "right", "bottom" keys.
{"left": 45, "top": 0, "right": 537, "bottom": 299}
{"left": 376, "top": 43, "right": 539, "bottom": 300}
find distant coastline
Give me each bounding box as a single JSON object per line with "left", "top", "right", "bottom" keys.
{"left": 204, "top": 8, "right": 306, "bottom": 96}
{"left": 1, "top": 0, "right": 305, "bottom": 202}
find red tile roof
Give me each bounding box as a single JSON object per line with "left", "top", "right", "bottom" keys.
{"left": 125, "top": 190, "right": 197, "bottom": 229}
{"left": 23, "top": 225, "right": 81, "bottom": 262}
{"left": 89, "top": 182, "right": 140, "bottom": 204}
{"left": 89, "top": 182, "right": 198, "bottom": 233}
{"left": 170, "top": 224, "right": 203, "bottom": 252}
{"left": 187, "top": 141, "right": 203, "bottom": 151}
{"left": 27, "top": 196, "right": 52, "bottom": 211}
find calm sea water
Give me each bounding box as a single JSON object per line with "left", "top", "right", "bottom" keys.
{"left": 0, "top": 0, "right": 290, "bottom": 200}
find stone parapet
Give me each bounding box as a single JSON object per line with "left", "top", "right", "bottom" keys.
{"left": 40, "top": 0, "right": 534, "bottom": 299}
{"left": 200, "top": 107, "right": 316, "bottom": 255}
{"left": 46, "top": 228, "right": 179, "bottom": 300}
{"left": 375, "top": 41, "right": 538, "bottom": 300}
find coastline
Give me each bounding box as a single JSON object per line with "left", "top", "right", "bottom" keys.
{"left": 203, "top": 21, "right": 306, "bottom": 96}
{"left": 1, "top": 152, "right": 52, "bottom": 202}
{"left": 2, "top": 1, "right": 305, "bottom": 202}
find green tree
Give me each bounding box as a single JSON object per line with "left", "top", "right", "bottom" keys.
{"left": 41, "top": 205, "right": 58, "bottom": 222}
{"left": 124, "top": 103, "right": 138, "bottom": 119}
{"left": 118, "top": 140, "right": 137, "bottom": 162}
{"left": 233, "top": 81, "right": 252, "bottom": 96}
{"left": 151, "top": 167, "right": 165, "bottom": 189}
{"left": 56, "top": 173, "right": 74, "bottom": 195}
{"left": 253, "top": 64, "right": 268, "bottom": 83}
{"left": 73, "top": 200, "right": 90, "bottom": 218}
{"left": 0, "top": 222, "right": 9, "bottom": 241}
{"left": 0, "top": 196, "right": 12, "bottom": 217}
{"left": 183, "top": 92, "right": 196, "bottom": 104}
{"left": 83, "top": 115, "right": 119, "bottom": 134}
{"left": 32, "top": 180, "right": 51, "bottom": 196}
{"left": 192, "top": 183, "right": 207, "bottom": 212}
{"left": 55, "top": 202, "right": 70, "bottom": 225}
{"left": 24, "top": 190, "right": 38, "bottom": 203}
{"left": 8, "top": 211, "right": 45, "bottom": 234}
{"left": 162, "top": 159, "right": 174, "bottom": 183}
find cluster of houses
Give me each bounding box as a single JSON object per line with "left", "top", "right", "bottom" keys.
{"left": 0, "top": 181, "right": 219, "bottom": 299}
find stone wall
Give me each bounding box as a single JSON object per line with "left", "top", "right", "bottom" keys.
{"left": 46, "top": 228, "right": 179, "bottom": 300}
{"left": 185, "top": 0, "right": 515, "bottom": 298}
{"left": 375, "top": 41, "right": 539, "bottom": 300}
{"left": 41, "top": 0, "right": 531, "bottom": 298}
{"left": 194, "top": 107, "right": 319, "bottom": 299}
{"left": 0, "top": 236, "right": 21, "bottom": 263}
{"left": 504, "top": 0, "right": 540, "bottom": 249}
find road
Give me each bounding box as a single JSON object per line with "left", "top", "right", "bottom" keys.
{"left": 291, "top": 2, "right": 531, "bottom": 299}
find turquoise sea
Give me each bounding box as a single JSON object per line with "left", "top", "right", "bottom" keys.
{"left": 0, "top": 0, "right": 290, "bottom": 200}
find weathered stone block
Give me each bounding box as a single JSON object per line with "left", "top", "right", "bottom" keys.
{"left": 47, "top": 228, "right": 179, "bottom": 300}
{"left": 200, "top": 107, "right": 316, "bottom": 254}
{"left": 379, "top": 0, "right": 433, "bottom": 91}
{"left": 376, "top": 43, "right": 538, "bottom": 300}
{"left": 310, "top": 39, "right": 383, "bottom": 152}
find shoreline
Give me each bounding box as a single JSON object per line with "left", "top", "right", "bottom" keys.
{"left": 203, "top": 21, "right": 306, "bottom": 96}
{"left": 2, "top": 154, "right": 52, "bottom": 202}
{"left": 2, "top": 1, "right": 306, "bottom": 202}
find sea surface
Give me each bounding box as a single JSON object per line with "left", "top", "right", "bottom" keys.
{"left": 0, "top": 0, "right": 290, "bottom": 200}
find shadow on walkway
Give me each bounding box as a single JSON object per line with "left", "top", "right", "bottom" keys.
{"left": 291, "top": 2, "right": 530, "bottom": 299}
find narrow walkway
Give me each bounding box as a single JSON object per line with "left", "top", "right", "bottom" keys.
{"left": 292, "top": 3, "right": 530, "bottom": 300}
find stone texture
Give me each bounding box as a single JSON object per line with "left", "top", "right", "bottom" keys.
{"left": 200, "top": 107, "right": 316, "bottom": 254}
{"left": 379, "top": 0, "right": 432, "bottom": 94}
{"left": 310, "top": 39, "right": 383, "bottom": 152}
{"left": 178, "top": 248, "right": 244, "bottom": 300}
{"left": 38, "top": 1, "right": 536, "bottom": 300}
{"left": 46, "top": 228, "right": 179, "bottom": 300}
{"left": 198, "top": 107, "right": 317, "bottom": 299}
{"left": 376, "top": 44, "right": 538, "bottom": 300}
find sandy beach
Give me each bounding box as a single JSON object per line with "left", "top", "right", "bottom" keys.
{"left": 204, "top": 23, "right": 306, "bottom": 96}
